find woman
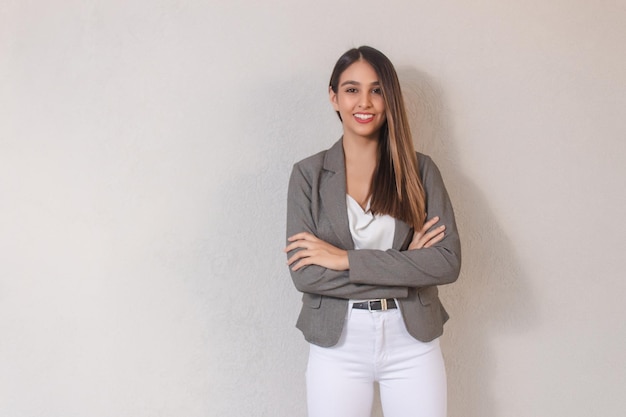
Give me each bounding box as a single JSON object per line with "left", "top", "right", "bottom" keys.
{"left": 285, "top": 46, "right": 461, "bottom": 417}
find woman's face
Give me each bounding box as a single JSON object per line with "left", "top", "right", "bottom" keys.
{"left": 329, "top": 60, "right": 387, "bottom": 142}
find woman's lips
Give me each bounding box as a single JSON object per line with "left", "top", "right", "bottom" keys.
{"left": 354, "top": 113, "right": 374, "bottom": 124}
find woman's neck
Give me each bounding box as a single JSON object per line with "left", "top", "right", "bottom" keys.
{"left": 342, "top": 134, "right": 378, "bottom": 163}
{"left": 343, "top": 135, "right": 378, "bottom": 209}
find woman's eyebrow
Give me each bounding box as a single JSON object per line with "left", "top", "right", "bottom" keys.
{"left": 339, "top": 80, "right": 381, "bottom": 87}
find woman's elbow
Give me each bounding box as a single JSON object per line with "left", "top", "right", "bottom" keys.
{"left": 438, "top": 248, "right": 461, "bottom": 285}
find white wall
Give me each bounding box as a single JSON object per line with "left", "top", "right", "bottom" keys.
{"left": 1, "top": 1, "right": 625, "bottom": 416}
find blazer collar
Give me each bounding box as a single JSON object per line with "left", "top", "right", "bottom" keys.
{"left": 321, "top": 138, "right": 413, "bottom": 251}
{"left": 393, "top": 218, "right": 412, "bottom": 250}
{"left": 322, "top": 137, "right": 346, "bottom": 174}
{"left": 320, "top": 139, "right": 354, "bottom": 250}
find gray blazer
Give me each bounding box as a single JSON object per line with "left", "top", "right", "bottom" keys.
{"left": 286, "top": 139, "right": 461, "bottom": 347}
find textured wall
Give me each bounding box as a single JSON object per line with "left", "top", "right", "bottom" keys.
{"left": 1, "top": 1, "right": 625, "bottom": 416}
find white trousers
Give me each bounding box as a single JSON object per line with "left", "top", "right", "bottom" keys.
{"left": 306, "top": 306, "right": 447, "bottom": 417}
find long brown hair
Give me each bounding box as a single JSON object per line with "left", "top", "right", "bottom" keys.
{"left": 329, "top": 46, "right": 426, "bottom": 230}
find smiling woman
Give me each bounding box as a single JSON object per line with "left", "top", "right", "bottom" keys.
{"left": 284, "top": 46, "right": 461, "bottom": 417}
{"left": 329, "top": 60, "right": 387, "bottom": 142}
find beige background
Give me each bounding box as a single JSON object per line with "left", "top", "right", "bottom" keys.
{"left": 1, "top": 1, "right": 625, "bottom": 416}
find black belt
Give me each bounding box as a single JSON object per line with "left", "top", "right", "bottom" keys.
{"left": 352, "top": 299, "right": 397, "bottom": 311}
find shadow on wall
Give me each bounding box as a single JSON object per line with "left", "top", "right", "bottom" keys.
{"left": 361, "top": 67, "right": 539, "bottom": 417}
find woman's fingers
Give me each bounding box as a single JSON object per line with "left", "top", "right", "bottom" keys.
{"left": 286, "top": 249, "right": 307, "bottom": 267}
{"left": 287, "top": 232, "right": 317, "bottom": 242}
{"left": 285, "top": 232, "right": 322, "bottom": 268}
{"left": 409, "top": 216, "right": 446, "bottom": 250}
{"left": 284, "top": 232, "right": 349, "bottom": 271}
{"left": 423, "top": 225, "right": 446, "bottom": 241}
{"left": 285, "top": 232, "right": 313, "bottom": 252}
{"left": 284, "top": 232, "right": 317, "bottom": 252}
{"left": 412, "top": 216, "right": 440, "bottom": 240}
{"left": 422, "top": 229, "right": 445, "bottom": 248}
{"left": 421, "top": 216, "right": 440, "bottom": 231}
{"left": 417, "top": 225, "right": 445, "bottom": 247}
{"left": 284, "top": 241, "right": 305, "bottom": 253}
{"left": 290, "top": 256, "right": 320, "bottom": 272}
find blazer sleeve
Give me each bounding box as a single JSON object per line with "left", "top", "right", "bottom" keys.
{"left": 286, "top": 162, "right": 409, "bottom": 300}
{"left": 347, "top": 155, "right": 461, "bottom": 288}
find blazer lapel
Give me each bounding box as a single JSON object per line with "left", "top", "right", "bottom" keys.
{"left": 320, "top": 139, "right": 355, "bottom": 250}
{"left": 393, "top": 219, "right": 412, "bottom": 250}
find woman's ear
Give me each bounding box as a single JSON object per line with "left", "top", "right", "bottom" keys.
{"left": 329, "top": 86, "right": 339, "bottom": 111}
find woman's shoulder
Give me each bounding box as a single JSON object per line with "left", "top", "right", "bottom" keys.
{"left": 416, "top": 151, "right": 436, "bottom": 172}
{"left": 289, "top": 149, "right": 329, "bottom": 187}
{"left": 293, "top": 139, "right": 343, "bottom": 172}
{"left": 294, "top": 148, "right": 328, "bottom": 169}
{"left": 415, "top": 151, "right": 447, "bottom": 188}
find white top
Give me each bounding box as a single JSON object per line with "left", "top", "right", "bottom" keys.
{"left": 346, "top": 195, "right": 396, "bottom": 305}
{"left": 346, "top": 194, "right": 395, "bottom": 251}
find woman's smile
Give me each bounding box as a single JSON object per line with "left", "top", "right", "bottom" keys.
{"left": 354, "top": 113, "right": 375, "bottom": 123}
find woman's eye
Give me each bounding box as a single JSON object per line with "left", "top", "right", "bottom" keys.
{"left": 345, "top": 88, "right": 358, "bottom": 93}
{"left": 372, "top": 88, "right": 382, "bottom": 95}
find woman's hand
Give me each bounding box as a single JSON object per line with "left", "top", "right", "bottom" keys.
{"left": 409, "top": 216, "right": 446, "bottom": 250}
{"left": 285, "top": 232, "right": 349, "bottom": 271}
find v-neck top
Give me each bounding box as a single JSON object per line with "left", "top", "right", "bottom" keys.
{"left": 346, "top": 194, "right": 395, "bottom": 251}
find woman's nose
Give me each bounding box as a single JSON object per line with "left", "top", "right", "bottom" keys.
{"left": 358, "top": 92, "right": 372, "bottom": 108}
